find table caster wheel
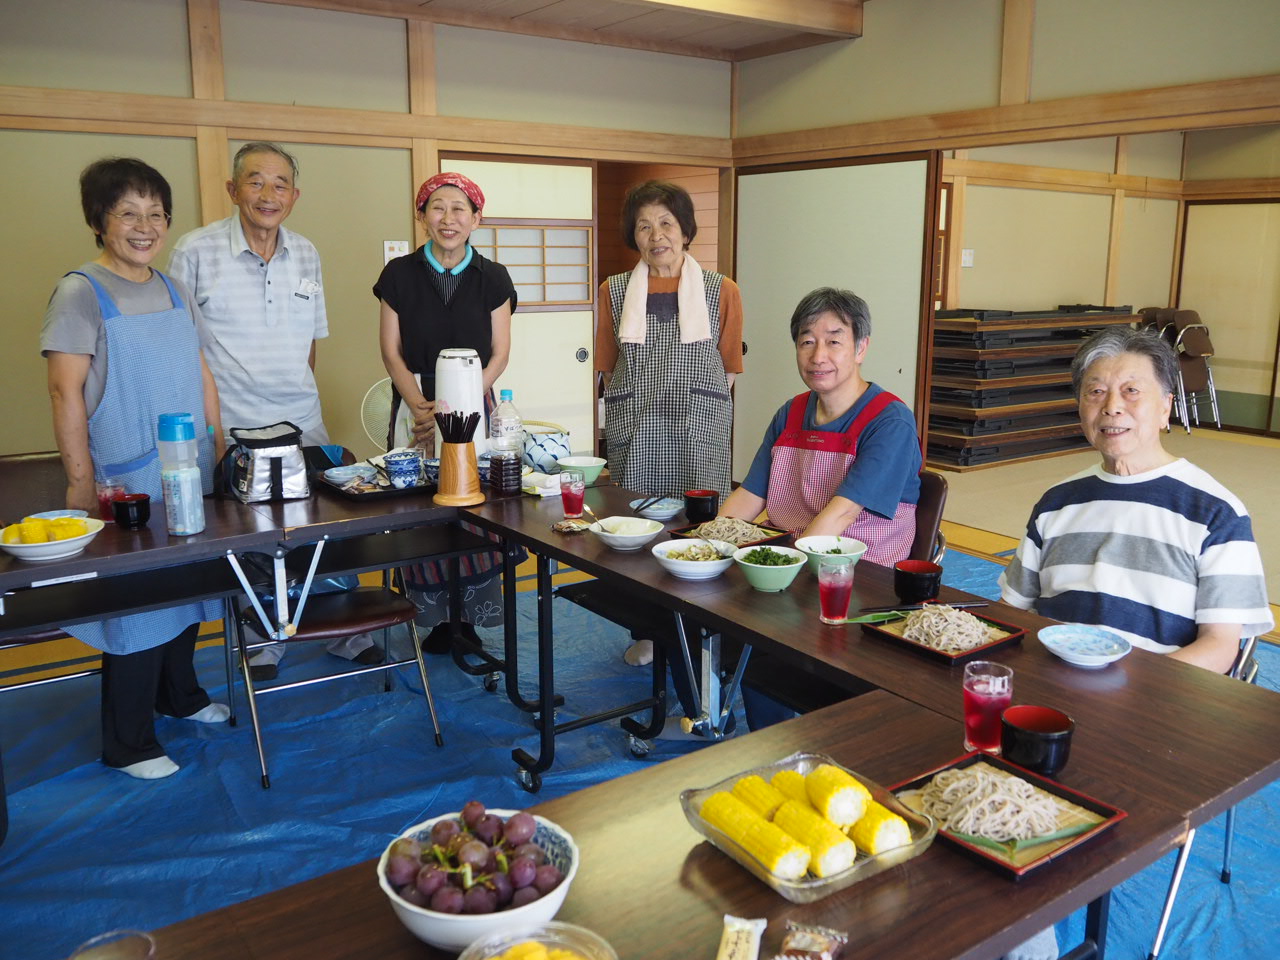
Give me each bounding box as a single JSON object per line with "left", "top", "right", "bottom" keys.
{"left": 483, "top": 672, "right": 500, "bottom": 693}
{"left": 627, "top": 734, "right": 652, "bottom": 758}
{"left": 516, "top": 768, "right": 542, "bottom": 793}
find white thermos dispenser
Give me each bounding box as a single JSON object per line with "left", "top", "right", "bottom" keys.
{"left": 434, "top": 348, "right": 488, "bottom": 456}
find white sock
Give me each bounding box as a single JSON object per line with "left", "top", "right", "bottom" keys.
{"left": 116, "top": 756, "right": 179, "bottom": 780}
{"left": 183, "top": 702, "right": 230, "bottom": 723}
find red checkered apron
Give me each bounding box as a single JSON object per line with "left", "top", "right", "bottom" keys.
{"left": 765, "top": 391, "right": 917, "bottom": 566}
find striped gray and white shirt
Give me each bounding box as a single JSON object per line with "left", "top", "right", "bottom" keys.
{"left": 1000, "top": 459, "right": 1273, "bottom": 653}
{"left": 169, "top": 215, "right": 329, "bottom": 444}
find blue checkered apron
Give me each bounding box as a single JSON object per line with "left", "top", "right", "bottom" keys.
{"left": 60, "top": 270, "right": 221, "bottom": 655}
{"left": 603, "top": 270, "right": 733, "bottom": 498}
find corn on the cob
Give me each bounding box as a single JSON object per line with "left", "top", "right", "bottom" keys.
{"left": 770, "top": 769, "right": 814, "bottom": 810}
{"left": 773, "top": 800, "right": 856, "bottom": 877}
{"left": 849, "top": 800, "right": 912, "bottom": 855}
{"left": 805, "top": 764, "right": 871, "bottom": 828}
{"left": 732, "top": 774, "right": 786, "bottom": 820}
{"left": 700, "top": 791, "right": 811, "bottom": 880}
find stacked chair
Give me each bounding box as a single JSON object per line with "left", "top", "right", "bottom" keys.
{"left": 1135, "top": 307, "right": 1222, "bottom": 431}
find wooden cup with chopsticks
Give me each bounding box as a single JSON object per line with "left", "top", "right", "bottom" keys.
{"left": 432, "top": 409, "right": 486, "bottom": 506}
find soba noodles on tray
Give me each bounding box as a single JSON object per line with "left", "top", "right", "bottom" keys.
{"left": 690, "top": 517, "right": 776, "bottom": 546}
{"left": 900, "top": 605, "right": 998, "bottom": 654}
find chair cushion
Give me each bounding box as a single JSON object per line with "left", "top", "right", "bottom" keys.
{"left": 243, "top": 587, "right": 418, "bottom": 642}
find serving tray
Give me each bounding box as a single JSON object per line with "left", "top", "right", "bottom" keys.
{"left": 859, "top": 606, "right": 1025, "bottom": 664}
{"left": 680, "top": 751, "right": 936, "bottom": 903}
{"left": 893, "top": 752, "right": 1126, "bottom": 878}
{"left": 314, "top": 475, "right": 436, "bottom": 501}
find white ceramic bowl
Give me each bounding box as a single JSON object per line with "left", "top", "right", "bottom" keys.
{"left": 1038, "top": 624, "right": 1132, "bottom": 669}
{"left": 458, "top": 921, "right": 618, "bottom": 960}
{"left": 377, "top": 810, "right": 580, "bottom": 952}
{"left": 556, "top": 456, "right": 607, "bottom": 484}
{"left": 651, "top": 538, "right": 736, "bottom": 581}
{"left": 629, "top": 497, "right": 683, "bottom": 521}
{"left": 323, "top": 464, "right": 377, "bottom": 484}
{"left": 794, "top": 535, "right": 869, "bottom": 575}
{"left": 588, "top": 517, "right": 664, "bottom": 552}
{"left": 732, "top": 544, "right": 807, "bottom": 592}
{"left": 0, "top": 518, "right": 105, "bottom": 563}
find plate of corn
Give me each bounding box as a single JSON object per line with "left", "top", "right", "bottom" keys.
{"left": 680, "top": 752, "right": 937, "bottom": 903}
{"left": 1, "top": 516, "right": 105, "bottom": 562}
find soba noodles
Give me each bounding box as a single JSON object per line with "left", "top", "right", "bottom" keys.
{"left": 692, "top": 517, "right": 773, "bottom": 546}
{"left": 920, "top": 767, "right": 1062, "bottom": 841}
{"left": 901, "top": 604, "right": 995, "bottom": 653}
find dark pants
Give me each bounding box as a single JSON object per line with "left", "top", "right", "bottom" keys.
{"left": 100, "top": 623, "right": 210, "bottom": 768}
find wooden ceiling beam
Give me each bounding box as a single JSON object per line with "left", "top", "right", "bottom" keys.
{"left": 613, "top": 0, "right": 862, "bottom": 38}
{"left": 251, "top": 0, "right": 733, "bottom": 61}
{"left": 0, "top": 84, "right": 732, "bottom": 164}
{"left": 734, "top": 74, "right": 1280, "bottom": 164}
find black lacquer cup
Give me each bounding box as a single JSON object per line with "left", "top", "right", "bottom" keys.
{"left": 1001, "top": 704, "right": 1075, "bottom": 777}
{"left": 111, "top": 493, "right": 151, "bottom": 529}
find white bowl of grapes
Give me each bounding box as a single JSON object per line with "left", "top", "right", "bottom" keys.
{"left": 377, "top": 800, "right": 579, "bottom": 951}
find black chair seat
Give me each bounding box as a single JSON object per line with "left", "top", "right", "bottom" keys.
{"left": 243, "top": 587, "right": 417, "bottom": 642}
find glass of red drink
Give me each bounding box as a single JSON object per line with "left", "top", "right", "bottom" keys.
{"left": 962, "top": 661, "right": 1013, "bottom": 752}
{"left": 817, "top": 557, "right": 854, "bottom": 624}
{"left": 95, "top": 478, "right": 127, "bottom": 522}
{"left": 559, "top": 470, "right": 585, "bottom": 519}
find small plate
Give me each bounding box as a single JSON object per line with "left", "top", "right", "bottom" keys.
{"left": 894, "top": 752, "right": 1126, "bottom": 878}
{"left": 681, "top": 751, "right": 936, "bottom": 903}
{"left": 860, "top": 607, "right": 1026, "bottom": 663}
{"left": 629, "top": 497, "right": 683, "bottom": 521}
{"left": 27, "top": 509, "right": 91, "bottom": 521}
{"left": 323, "top": 465, "right": 377, "bottom": 484}
{"left": 1038, "top": 624, "right": 1132, "bottom": 669}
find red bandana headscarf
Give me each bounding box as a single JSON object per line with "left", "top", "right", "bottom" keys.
{"left": 415, "top": 172, "right": 485, "bottom": 214}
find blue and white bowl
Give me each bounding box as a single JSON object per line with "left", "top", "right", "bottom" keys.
{"left": 523, "top": 426, "right": 572, "bottom": 474}
{"left": 629, "top": 497, "right": 683, "bottom": 521}
{"left": 1038, "top": 624, "right": 1132, "bottom": 669}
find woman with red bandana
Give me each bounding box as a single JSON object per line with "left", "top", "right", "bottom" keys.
{"left": 373, "top": 172, "right": 516, "bottom": 651}
{"left": 720, "top": 287, "right": 921, "bottom": 564}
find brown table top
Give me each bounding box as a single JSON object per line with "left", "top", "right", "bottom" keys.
{"left": 246, "top": 484, "right": 463, "bottom": 541}
{"left": 464, "top": 485, "right": 1280, "bottom": 829}
{"left": 153, "top": 691, "right": 1186, "bottom": 960}
{"left": 0, "top": 496, "right": 282, "bottom": 593}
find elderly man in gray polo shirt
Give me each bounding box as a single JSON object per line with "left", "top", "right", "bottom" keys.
{"left": 170, "top": 141, "right": 379, "bottom": 680}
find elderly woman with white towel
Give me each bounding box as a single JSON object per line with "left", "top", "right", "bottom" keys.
{"left": 595, "top": 180, "right": 744, "bottom": 665}
{"left": 595, "top": 180, "right": 743, "bottom": 501}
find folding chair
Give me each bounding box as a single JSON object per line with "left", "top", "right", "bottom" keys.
{"left": 1147, "top": 635, "right": 1261, "bottom": 960}
{"left": 1171, "top": 311, "right": 1221, "bottom": 431}
{"left": 230, "top": 558, "right": 444, "bottom": 789}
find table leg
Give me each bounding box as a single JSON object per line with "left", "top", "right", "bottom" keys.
{"left": 1060, "top": 891, "right": 1110, "bottom": 960}
{"left": 222, "top": 598, "right": 238, "bottom": 727}
{"left": 499, "top": 540, "right": 558, "bottom": 713}
{"left": 513, "top": 554, "right": 558, "bottom": 791}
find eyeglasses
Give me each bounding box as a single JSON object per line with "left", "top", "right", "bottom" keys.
{"left": 108, "top": 211, "right": 171, "bottom": 228}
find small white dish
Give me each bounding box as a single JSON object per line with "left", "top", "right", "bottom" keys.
{"left": 629, "top": 497, "right": 683, "bottom": 521}
{"left": 323, "top": 465, "right": 377, "bottom": 484}
{"left": 651, "top": 539, "right": 736, "bottom": 580}
{"left": 27, "top": 509, "right": 91, "bottom": 521}
{"left": 1038, "top": 624, "right": 1132, "bottom": 669}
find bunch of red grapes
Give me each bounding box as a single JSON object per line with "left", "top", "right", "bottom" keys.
{"left": 385, "top": 800, "right": 565, "bottom": 914}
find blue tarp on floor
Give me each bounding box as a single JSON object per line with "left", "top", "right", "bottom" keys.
{"left": 0, "top": 552, "right": 1276, "bottom": 960}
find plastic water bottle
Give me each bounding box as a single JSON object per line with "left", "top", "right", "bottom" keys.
{"left": 158, "top": 412, "right": 206, "bottom": 536}
{"left": 489, "top": 389, "right": 524, "bottom": 496}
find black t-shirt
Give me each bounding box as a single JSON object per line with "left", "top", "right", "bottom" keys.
{"left": 372, "top": 247, "right": 516, "bottom": 384}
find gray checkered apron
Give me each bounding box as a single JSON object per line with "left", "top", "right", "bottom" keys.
{"left": 603, "top": 271, "right": 732, "bottom": 498}
{"left": 59, "top": 270, "right": 221, "bottom": 655}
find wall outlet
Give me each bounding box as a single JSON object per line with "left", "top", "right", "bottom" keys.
{"left": 960, "top": 248, "right": 975, "bottom": 268}
{"left": 383, "top": 240, "right": 410, "bottom": 264}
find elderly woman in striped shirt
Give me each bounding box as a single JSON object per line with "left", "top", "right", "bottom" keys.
{"left": 1000, "top": 326, "right": 1272, "bottom": 673}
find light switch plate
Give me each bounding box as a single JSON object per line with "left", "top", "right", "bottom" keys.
{"left": 383, "top": 240, "right": 410, "bottom": 264}
{"left": 961, "top": 248, "right": 975, "bottom": 268}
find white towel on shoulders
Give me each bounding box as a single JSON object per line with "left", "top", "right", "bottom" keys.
{"left": 617, "top": 253, "right": 712, "bottom": 346}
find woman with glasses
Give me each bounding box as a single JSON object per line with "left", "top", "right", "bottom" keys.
{"left": 40, "top": 157, "right": 229, "bottom": 780}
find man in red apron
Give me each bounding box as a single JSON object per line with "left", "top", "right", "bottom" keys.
{"left": 721, "top": 287, "right": 921, "bottom": 563}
